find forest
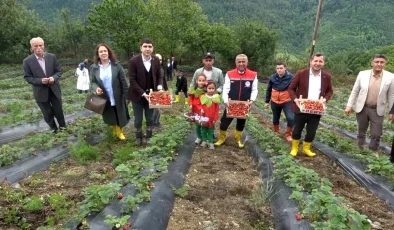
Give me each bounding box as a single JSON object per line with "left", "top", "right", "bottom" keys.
{"left": 5, "top": 0, "right": 394, "bottom": 75}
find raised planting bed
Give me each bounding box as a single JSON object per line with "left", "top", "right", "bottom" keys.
{"left": 246, "top": 114, "right": 381, "bottom": 229}
{"left": 251, "top": 105, "right": 394, "bottom": 228}
{"left": 0, "top": 68, "right": 90, "bottom": 129}
{"left": 0, "top": 110, "right": 94, "bottom": 144}
{"left": 0, "top": 115, "right": 105, "bottom": 167}
{"left": 0, "top": 109, "right": 193, "bottom": 229}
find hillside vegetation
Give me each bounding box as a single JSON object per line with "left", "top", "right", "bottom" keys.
{"left": 197, "top": 0, "right": 394, "bottom": 54}
{"left": 25, "top": 0, "right": 394, "bottom": 55}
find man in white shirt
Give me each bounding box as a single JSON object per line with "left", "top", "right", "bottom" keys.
{"left": 345, "top": 54, "right": 394, "bottom": 154}
{"left": 288, "top": 53, "right": 333, "bottom": 157}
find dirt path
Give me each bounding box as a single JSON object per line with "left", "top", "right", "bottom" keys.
{"left": 168, "top": 126, "right": 274, "bottom": 230}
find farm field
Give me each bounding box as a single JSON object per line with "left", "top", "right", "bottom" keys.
{"left": 1, "top": 65, "right": 394, "bottom": 230}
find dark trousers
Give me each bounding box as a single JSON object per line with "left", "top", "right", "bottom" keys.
{"left": 271, "top": 101, "right": 294, "bottom": 127}
{"left": 292, "top": 113, "right": 321, "bottom": 142}
{"left": 166, "top": 71, "right": 172, "bottom": 81}
{"left": 36, "top": 88, "right": 66, "bottom": 130}
{"left": 112, "top": 106, "right": 120, "bottom": 126}
{"left": 219, "top": 109, "right": 246, "bottom": 132}
{"left": 152, "top": 108, "right": 161, "bottom": 126}
{"left": 132, "top": 98, "right": 154, "bottom": 130}
{"left": 175, "top": 89, "right": 188, "bottom": 97}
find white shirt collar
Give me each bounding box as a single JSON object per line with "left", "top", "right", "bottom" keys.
{"left": 309, "top": 68, "right": 321, "bottom": 77}
{"left": 99, "top": 59, "right": 111, "bottom": 67}
{"left": 35, "top": 53, "right": 45, "bottom": 59}
{"left": 142, "top": 55, "right": 152, "bottom": 62}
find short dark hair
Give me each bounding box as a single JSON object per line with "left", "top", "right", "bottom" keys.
{"left": 93, "top": 43, "right": 117, "bottom": 64}
{"left": 207, "top": 81, "right": 217, "bottom": 89}
{"left": 140, "top": 38, "right": 154, "bottom": 46}
{"left": 276, "top": 61, "right": 286, "bottom": 67}
{"left": 310, "top": 52, "right": 325, "bottom": 61}
{"left": 372, "top": 54, "right": 387, "bottom": 61}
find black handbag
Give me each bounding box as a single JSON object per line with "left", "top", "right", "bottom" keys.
{"left": 84, "top": 94, "right": 107, "bottom": 114}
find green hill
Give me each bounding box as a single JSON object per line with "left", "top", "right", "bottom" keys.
{"left": 25, "top": 0, "right": 394, "bottom": 55}
{"left": 24, "top": 0, "right": 101, "bottom": 20}
{"left": 197, "top": 0, "right": 394, "bottom": 54}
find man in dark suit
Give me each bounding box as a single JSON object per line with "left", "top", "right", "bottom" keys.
{"left": 23, "top": 37, "right": 66, "bottom": 132}
{"left": 127, "top": 38, "right": 163, "bottom": 145}
{"left": 171, "top": 56, "right": 177, "bottom": 79}
{"left": 288, "top": 53, "right": 333, "bottom": 157}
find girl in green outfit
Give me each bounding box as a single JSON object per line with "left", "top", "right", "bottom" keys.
{"left": 188, "top": 74, "right": 207, "bottom": 145}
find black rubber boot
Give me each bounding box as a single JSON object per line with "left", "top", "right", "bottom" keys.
{"left": 135, "top": 129, "right": 143, "bottom": 146}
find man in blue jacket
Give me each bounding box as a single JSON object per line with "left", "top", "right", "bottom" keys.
{"left": 265, "top": 61, "right": 294, "bottom": 141}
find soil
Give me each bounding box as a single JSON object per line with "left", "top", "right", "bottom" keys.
{"left": 167, "top": 123, "right": 274, "bottom": 230}
{"left": 0, "top": 146, "right": 117, "bottom": 230}
{"left": 251, "top": 109, "right": 394, "bottom": 229}
{"left": 0, "top": 100, "right": 187, "bottom": 229}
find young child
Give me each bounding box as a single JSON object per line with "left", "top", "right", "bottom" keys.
{"left": 199, "top": 81, "right": 221, "bottom": 150}
{"left": 174, "top": 69, "right": 188, "bottom": 104}
{"left": 188, "top": 74, "right": 207, "bottom": 145}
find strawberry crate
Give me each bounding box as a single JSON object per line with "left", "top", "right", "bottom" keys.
{"left": 299, "top": 96, "right": 326, "bottom": 115}
{"left": 226, "top": 100, "right": 250, "bottom": 119}
{"left": 149, "top": 90, "right": 172, "bottom": 108}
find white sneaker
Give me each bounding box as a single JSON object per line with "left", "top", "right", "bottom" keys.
{"left": 195, "top": 138, "right": 202, "bottom": 145}
{"left": 208, "top": 143, "right": 215, "bottom": 150}
{"left": 200, "top": 141, "right": 207, "bottom": 147}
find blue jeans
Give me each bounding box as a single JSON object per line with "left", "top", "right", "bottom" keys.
{"left": 271, "top": 101, "right": 294, "bottom": 127}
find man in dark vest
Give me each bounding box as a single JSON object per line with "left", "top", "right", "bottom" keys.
{"left": 215, "top": 54, "right": 258, "bottom": 148}
{"left": 127, "top": 38, "right": 163, "bottom": 145}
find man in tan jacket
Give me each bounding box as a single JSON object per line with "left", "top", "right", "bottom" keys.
{"left": 345, "top": 54, "right": 394, "bottom": 153}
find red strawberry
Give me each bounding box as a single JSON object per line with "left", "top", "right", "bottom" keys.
{"left": 117, "top": 193, "right": 123, "bottom": 199}
{"left": 295, "top": 214, "right": 302, "bottom": 221}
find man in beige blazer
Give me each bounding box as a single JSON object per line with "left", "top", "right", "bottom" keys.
{"left": 345, "top": 54, "right": 394, "bottom": 152}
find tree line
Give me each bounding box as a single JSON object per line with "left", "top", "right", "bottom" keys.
{"left": 4, "top": 0, "right": 277, "bottom": 75}
{"left": 5, "top": 0, "right": 394, "bottom": 76}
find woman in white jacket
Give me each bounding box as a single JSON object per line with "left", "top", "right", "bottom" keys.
{"left": 75, "top": 62, "right": 90, "bottom": 93}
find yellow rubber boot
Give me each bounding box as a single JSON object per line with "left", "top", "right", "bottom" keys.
{"left": 111, "top": 125, "right": 117, "bottom": 136}
{"left": 234, "top": 130, "right": 244, "bottom": 148}
{"left": 174, "top": 95, "right": 180, "bottom": 103}
{"left": 214, "top": 130, "right": 227, "bottom": 146}
{"left": 184, "top": 98, "right": 189, "bottom": 105}
{"left": 116, "top": 126, "right": 126, "bottom": 140}
{"left": 302, "top": 141, "right": 316, "bottom": 157}
{"left": 289, "top": 139, "right": 300, "bottom": 157}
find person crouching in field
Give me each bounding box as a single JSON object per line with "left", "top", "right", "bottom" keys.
{"left": 265, "top": 61, "right": 294, "bottom": 141}
{"left": 199, "top": 81, "right": 221, "bottom": 150}
{"left": 189, "top": 74, "right": 207, "bottom": 145}
{"left": 174, "top": 69, "right": 188, "bottom": 104}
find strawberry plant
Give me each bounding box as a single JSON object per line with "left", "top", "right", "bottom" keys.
{"left": 79, "top": 183, "right": 122, "bottom": 215}
{"left": 104, "top": 214, "right": 130, "bottom": 230}
{"left": 246, "top": 115, "right": 371, "bottom": 229}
